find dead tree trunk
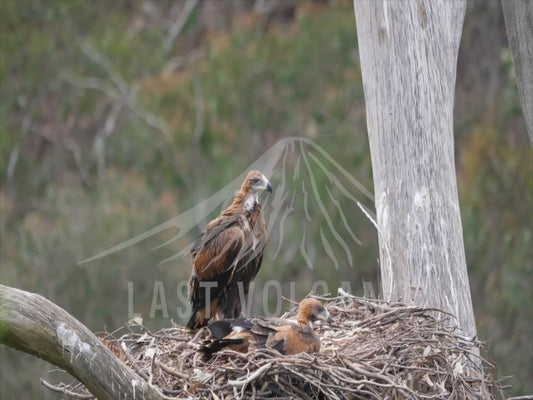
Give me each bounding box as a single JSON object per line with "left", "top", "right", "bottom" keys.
{"left": 0, "top": 284, "right": 161, "bottom": 400}
{"left": 502, "top": 0, "right": 533, "bottom": 146}
{"left": 353, "top": 0, "right": 477, "bottom": 338}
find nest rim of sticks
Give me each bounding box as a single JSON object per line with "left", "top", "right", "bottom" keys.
{"left": 43, "top": 293, "right": 507, "bottom": 400}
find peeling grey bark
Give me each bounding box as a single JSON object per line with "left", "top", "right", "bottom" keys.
{"left": 0, "top": 284, "right": 161, "bottom": 400}
{"left": 353, "top": 0, "right": 477, "bottom": 339}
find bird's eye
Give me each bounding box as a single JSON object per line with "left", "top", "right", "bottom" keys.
{"left": 250, "top": 177, "right": 260, "bottom": 184}
{"left": 316, "top": 306, "right": 324, "bottom": 313}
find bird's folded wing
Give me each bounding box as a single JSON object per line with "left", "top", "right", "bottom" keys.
{"left": 193, "top": 224, "right": 244, "bottom": 280}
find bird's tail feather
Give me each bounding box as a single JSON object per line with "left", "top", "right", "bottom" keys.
{"left": 186, "top": 310, "right": 206, "bottom": 330}
{"left": 198, "top": 338, "right": 245, "bottom": 361}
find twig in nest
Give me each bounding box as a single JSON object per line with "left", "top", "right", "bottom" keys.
{"left": 228, "top": 362, "right": 273, "bottom": 388}
{"left": 40, "top": 379, "right": 94, "bottom": 399}
{"left": 155, "top": 360, "right": 189, "bottom": 380}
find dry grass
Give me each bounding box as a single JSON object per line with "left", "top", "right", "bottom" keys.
{"left": 43, "top": 294, "right": 506, "bottom": 399}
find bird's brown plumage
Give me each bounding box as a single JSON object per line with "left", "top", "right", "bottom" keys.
{"left": 199, "top": 298, "right": 332, "bottom": 359}
{"left": 187, "top": 171, "right": 272, "bottom": 329}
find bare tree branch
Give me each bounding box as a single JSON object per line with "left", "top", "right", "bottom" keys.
{"left": 93, "top": 99, "right": 124, "bottom": 179}
{"left": 79, "top": 42, "right": 129, "bottom": 95}
{"left": 164, "top": 0, "right": 200, "bottom": 51}
{"left": 63, "top": 42, "right": 171, "bottom": 137}
{"left": 0, "top": 284, "right": 162, "bottom": 400}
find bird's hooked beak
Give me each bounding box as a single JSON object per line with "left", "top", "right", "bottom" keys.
{"left": 316, "top": 308, "right": 333, "bottom": 326}
{"left": 259, "top": 174, "right": 273, "bottom": 193}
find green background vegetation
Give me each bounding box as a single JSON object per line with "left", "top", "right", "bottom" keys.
{"left": 1, "top": 0, "right": 531, "bottom": 398}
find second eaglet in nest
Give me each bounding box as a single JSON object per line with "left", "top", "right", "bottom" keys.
{"left": 199, "top": 298, "right": 332, "bottom": 360}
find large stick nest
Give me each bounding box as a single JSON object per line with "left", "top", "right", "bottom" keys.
{"left": 45, "top": 294, "right": 506, "bottom": 399}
